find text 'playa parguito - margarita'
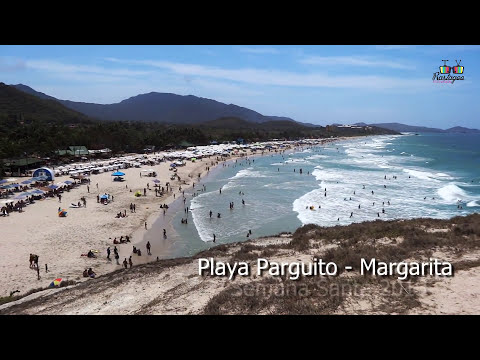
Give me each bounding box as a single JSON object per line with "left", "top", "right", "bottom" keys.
{"left": 198, "top": 258, "right": 453, "bottom": 281}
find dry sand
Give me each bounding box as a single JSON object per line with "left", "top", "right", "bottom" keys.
{"left": 0, "top": 152, "right": 255, "bottom": 297}
{"left": 2, "top": 234, "right": 479, "bottom": 315}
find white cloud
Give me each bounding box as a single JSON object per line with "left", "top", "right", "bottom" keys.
{"left": 238, "top": 47, "right": 280, "bottom": 54}
{"left": 299, "top": 56, "right": 411, "bottom": 69}
{"left": 0, "top": 57, "right": 26, "bottom": 72}
{"left": 25, "top": 59, "right": 150, "bottom": 78}
{"left": 375, "top": 45, "right": 416, "bottom": 50}
{"left": 105, "top": 58, "right": 428, "bottom": 90}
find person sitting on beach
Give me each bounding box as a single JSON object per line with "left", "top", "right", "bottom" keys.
{"left": 87, "top": 250, "right": 96, "bottom": 258}
{"left": 126, "top": 235, "right": 130, "bottom": 243}
{"left": 83, "top": 269, "right": 89, "bottom": 278}
{"left": 113, "top": 237, "right": 119, "bottom": 244}
{"left": 217, "top": 213, "right": 221, "bottom": 218}
{"left": 87, "top": 268, "right": 96, "bottom": 278}
{"left": 137, "top": 249, "right": 142, "bottom": 256}
{"left": 133, "top": 246, "right": 137, "bottom": 254}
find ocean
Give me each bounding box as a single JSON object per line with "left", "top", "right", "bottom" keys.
{"left": 155, "top": 133, "right": 480, "bottom": 258}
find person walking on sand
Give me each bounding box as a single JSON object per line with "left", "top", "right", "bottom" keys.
{"left": 209, "top": 210, "right": 213, "bottom": 218}
{"left": 115, "top": 252, "right": 120, "bottom": 265}
{"left": 146, "top": 241, "right": 151, "bottom": 255}
{"left": 163, "top": 228, "right": 167, "bottom": 239}
{"left": 107, "top": 247, "right": 111, "bottom": 260}
{"left": 145, "top": 221, "right": 147, "bottom": 230}
{"left": 213, "top": 234, "right": 216, "bottom": 243}
{"left": 129, "top": 256, "right": 133, "bottom": 268}
{"left": 123, "top": 258, "right": 128, "bottom": 269}
{"left": 87, "top": 185, "right": 90, "bottom": 193}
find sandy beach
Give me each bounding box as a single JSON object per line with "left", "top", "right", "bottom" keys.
{"left": 0, "top": 137, "right": 362, "bottom": 297}
{"left": 0, "top": 150, "right": 258, "bottom": 296}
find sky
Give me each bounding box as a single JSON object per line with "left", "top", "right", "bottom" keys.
{"left": 1, "top": 45, "right": 479, "bottom": 128}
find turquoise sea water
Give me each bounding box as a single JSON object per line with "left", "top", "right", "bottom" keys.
{"left": 157, "top": 133, "right": 480, "bottom": 258}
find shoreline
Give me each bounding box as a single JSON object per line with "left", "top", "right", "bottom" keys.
{"left": 0, "top": 136, "right": 362, "bottom": 296}
{"left": 127, "top": 135, "right": 362, "bottom": 262}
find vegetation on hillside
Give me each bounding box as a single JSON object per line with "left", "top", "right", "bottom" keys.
{"left": 0, "top": 83, "right": 398, "bottom": 164}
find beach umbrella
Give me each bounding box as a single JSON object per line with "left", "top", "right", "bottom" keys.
{"left": 13, "top": 193, "right": 29, "bottom": 200}
{"left": 31, "top": 189, "right": 45, "bottom": 195}
{"left": 48, "top": 184, "right": 58, "bottom": 189}
{"left": 49, "top": 278, "right": 63, "bottom": 288}
{"left": 21, "top": 179, "right": 33, "bottom": 184}
{"left": 0, "top": 179, "right": 7, "bottom": 184}
{"left": 64, "top": 180, "right": 73, "bottom": 185}
{"left": 100, "top": 194, "right": 109, "bottom": 199}
{"left": 0, "top": 185, "right": 12, "bottom": 189}
{"left": 112, "top": 171, "right": 125, "bottom": 176}
{"left": 170, "top": 163, "right": 176, "bottom": 167}
{"left": 152, "top": 179, "right": 160, "bottom": 183}
{"left": 11, "top": 184, "right": 21, "bottom": 188}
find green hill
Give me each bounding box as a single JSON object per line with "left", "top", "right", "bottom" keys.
{"left": 0, "top": 82, "right": 91, "bottom": 125}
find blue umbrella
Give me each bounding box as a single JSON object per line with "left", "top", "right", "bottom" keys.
{"left": 11, "top": 184, "right": 21, "bottom": 188}
{"left": 100, "top": 194, "right": 109, "bottom": 199}
{"left": 64, "top": 180, "right": 73, "bottom": 185}
{"left": 0, "top": 180, "right": 7, "bottom": 184}
{"left": 31, "top": 189, "right": 45, "bottom": 195}
{"left": 170, "top": 163, "right": 176, "bottom": 167}
{"left": 152, "top": 179, "right": 160, "bottom": 183}
{"left": 0, "top": 185, "right": 12, "bottom": 189}
{"left": 48, "top": 184, "right": 58, "bottom": 189}
{"left": 13, "top": 193, "right": 29, "bottom": 200}
{"left": 21, "top": 180, "right": 33, "bottom": 184}
{"left": 112, "top": 171, "right": 125, "bottom": 176}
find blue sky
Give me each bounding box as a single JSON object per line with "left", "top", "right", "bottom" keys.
{"left": 1, "top": 45, "right": 479, "bottom": 128}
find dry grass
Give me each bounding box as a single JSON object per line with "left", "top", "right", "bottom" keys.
{"left": 203, "top": 213, "right": 480, "bottom": 314}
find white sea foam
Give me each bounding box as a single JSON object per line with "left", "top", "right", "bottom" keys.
{"left": 231, "top": 168, "right": 268, "bottom": 179}
{"left": 467, "top": 200, "right": 480, "bottom": 207}
{"left": 403, "top": 169, "right": 454, "bottom": 181}
{"left": 437, "top": 183, "right": 468, "bottom": 203}
{"left": 305, "top": 154, "right": 328, "bottom": 160}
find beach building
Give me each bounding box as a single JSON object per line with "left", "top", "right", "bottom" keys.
{"left": 55, "top": 146, "right": 90, "bottom": 157}
{"left": 1, "top": 158, "right": 45, "bottom": 177}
